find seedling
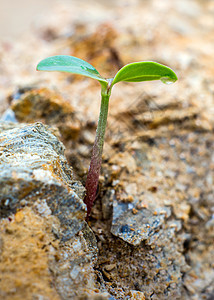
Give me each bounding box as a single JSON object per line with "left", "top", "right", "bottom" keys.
{"left": 37, "top": 55, "right": 177, "bottom": 218}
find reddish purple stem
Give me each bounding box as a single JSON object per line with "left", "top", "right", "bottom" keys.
{"left": 84, "top": 142, "right": 102, "bottom": 218}
{"left": 84, "top": 94, "right": 110, "bottom": 219}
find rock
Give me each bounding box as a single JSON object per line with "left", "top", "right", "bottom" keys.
{"left": 0, "top": 122, "right": 86, "bottom": 238}
{"left": 98, "top": 222, "right": 187, "bottom": 300}
{"left": 10, "top": 87, "right": 81, "bottom": 141}
{"left": 0, "top": 206, "right": 61, "bottom": 300}
{"left": 0, "top": 122, "right": 110, "bottom": 299}
{"left": 111, "top": 200, "right": 171, "bottom": 246}
{"left": 128, "top": 290, "right": 145, "bottom": 300}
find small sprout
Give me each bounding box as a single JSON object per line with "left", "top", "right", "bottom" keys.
{"left": 37, "top": 55, "right": 177, "bottom": 219}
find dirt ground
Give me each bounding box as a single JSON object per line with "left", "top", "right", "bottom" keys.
{"left": 0, "top": 0, "right": 214, "bottom": 299}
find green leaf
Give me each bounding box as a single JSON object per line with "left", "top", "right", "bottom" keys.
{"left": 36, "top": 55, "right": 108, "bottom": 85}
{"left": 112, "top": 61, "right": 177, "bottom": 86}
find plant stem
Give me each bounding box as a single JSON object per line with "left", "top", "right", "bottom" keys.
{"left": 84, "top": 88, "right": 110, "bottom": 219}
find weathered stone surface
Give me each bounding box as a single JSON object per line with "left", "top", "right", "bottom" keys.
{"left": 0, "top": 206, "right": 110, "bottom": 300}
{"left": 96, "top": 222, "right": 187, "bottom": 300}
{"left": 0, "top": 207, "right": 61, "bottom": 300}
{"left": 111, "top": 200, "right": 171, "bottom": 246}
{"left": 6, "top": 87, "right": 81, "bottom": 141}
{"left": 98, "top": 129, "right": 213, "bottom": 299}
{"left": 0, "top": 122, "right": 86, "bottom": 239}
{"left": 0, "top": 122, "right": 110, "bottom": 299}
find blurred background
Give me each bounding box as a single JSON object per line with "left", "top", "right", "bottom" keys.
{"left": 0, "top": 0, "right": 67, "bottom": 39}
{"left": 0, "top": 0, "right": 119, "bottom": 40}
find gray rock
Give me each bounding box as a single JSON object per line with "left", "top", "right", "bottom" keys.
{"left": 0, "top": 122, "right": 110, "bottom": 299}
{"left": 0, "top": 122, "right": 86, "bottom": 240}
{"left": 111, "top": 199, "right": 171, "bottom": 246}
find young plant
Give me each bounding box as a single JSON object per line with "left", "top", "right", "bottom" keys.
{"left": 36, "top": 55, "right": 177, "bottom": 218}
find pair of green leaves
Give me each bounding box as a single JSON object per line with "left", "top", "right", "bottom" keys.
{"left": 36, "top": 55, "right": 177, "bottom": 90}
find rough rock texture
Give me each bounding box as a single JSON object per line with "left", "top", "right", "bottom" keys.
{"left": 0, "top": 123, "right": 109, "bottom": 299}
{"left": 0, "top": 122, "right": 86, "bottom": 238}
{"left": 9, "top": 87, "right": 81, "bottom": 141}
{"left": 0, "top": 0, "right": 214, "bottom": 299}
{"left": 95, "top": 130, "right": 213, "bottom": 299}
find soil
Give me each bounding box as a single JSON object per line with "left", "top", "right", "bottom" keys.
{"left": 0, "top": 0, "right": 214, "bottom": 299}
